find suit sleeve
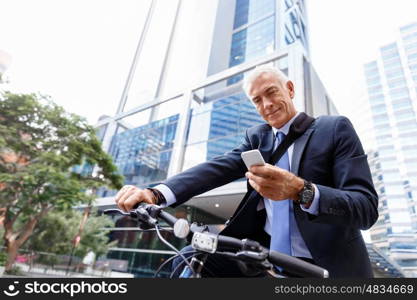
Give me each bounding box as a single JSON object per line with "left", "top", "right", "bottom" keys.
{"left": 162, "top": 130, "right": 252, "bottom": 206}
{"left": 311, "top": 117, "right": 379, "bottom": 230}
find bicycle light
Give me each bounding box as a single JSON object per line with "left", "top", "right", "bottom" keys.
{"left": 191, "top": 232, "right": 218, "bottom": 253}
{"left": 173, "top": 218, "right": 190, "bottom": 239}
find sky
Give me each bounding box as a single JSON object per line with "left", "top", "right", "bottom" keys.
{"left": 0, "top": 0, "right": 146, "bottom": 123}
{"left": 1, "top": 0, "right": 417, "bottom": 125}
{"left": 308, "top": 0, "right": 417, "bottom": 117}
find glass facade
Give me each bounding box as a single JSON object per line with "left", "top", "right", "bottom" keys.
{"left": 229, "top": 16, "right": 275, "bottom": 68}
{"left": 228, "top": 0, "right": 275, "bottom": 85}
{"left": 183, "top": 92, "right": 264, "bottom": 170}
{"left": 111, "top": 114, "right": 178, "bottom": 185}
{"left": 365, "top": 22, "right": 417, "bottom": 276}
{"left": 233, "top": 0, "right": 275, "bottom": 30}
{"left": 97, "top": 114, "right": 179, "bottom": 197}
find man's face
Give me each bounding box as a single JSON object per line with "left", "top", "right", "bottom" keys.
{"left": 248, "top": 72, "right": 297, "bottom": 129}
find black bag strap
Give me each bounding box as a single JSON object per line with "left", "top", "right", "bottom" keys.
{"left": 268, "top": 112, "right": 315, "bottom": 165}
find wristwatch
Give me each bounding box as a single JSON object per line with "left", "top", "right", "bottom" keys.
{"left": 296, "top": 180, "right": 315, "bottom": 206}
{"left": 146, "top": 188, "right": 166, "bottom": 206}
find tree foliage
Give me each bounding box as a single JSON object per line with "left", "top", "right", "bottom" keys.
{"left": 27, "top": 209, "right": 116, "bottom": 264}
{"left": 0, "top": 92, "right": 123, "bottom": 270}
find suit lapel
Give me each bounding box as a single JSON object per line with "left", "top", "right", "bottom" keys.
{"left": 291, "top": 127, "right": 314, "bottom": 175}
{"left": 258, "top": 126, "right": 275, "bottom": 162}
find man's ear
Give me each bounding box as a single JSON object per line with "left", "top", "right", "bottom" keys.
{"left": 286, "top": 80, "right": 295, "bottom": 99}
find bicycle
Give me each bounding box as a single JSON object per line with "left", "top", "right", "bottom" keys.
{"left": 104, "top": 203, "right": 329, "bottom": 278}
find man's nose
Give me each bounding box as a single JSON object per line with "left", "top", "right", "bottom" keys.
{"left": 262, "top": 97, "right": 274, "bottom": 110}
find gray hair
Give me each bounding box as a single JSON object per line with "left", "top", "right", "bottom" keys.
{"left": 242, "top": 64, "right": 289, "bottom": 98}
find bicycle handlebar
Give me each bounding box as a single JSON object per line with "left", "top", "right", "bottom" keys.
{"left": 104, "top": 204, "right": 329, "bottom": 278}
{"left": 268, "top": 250, "right": 328, "bottom": 278}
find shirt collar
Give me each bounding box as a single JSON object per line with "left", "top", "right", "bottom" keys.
{"left": 272, "top": 112, "right": 300, "bottom": 136}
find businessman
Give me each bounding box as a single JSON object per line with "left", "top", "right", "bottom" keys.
{"left": 114, "top": 65, "right": 378, "bottom": 278}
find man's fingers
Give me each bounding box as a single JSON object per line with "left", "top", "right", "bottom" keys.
{"left": 123, "top": 191, "right": 142, "bottom": 211}
{"left": 117, "top": 188, "right": 138, "bottom": 211}
{"left": 248, "top": 179, "right": 273, "bottom": 198}
{"left": 248, "top": 179, "right": 260, "bottom": 193}
{"left": 246, "top": 172, "right": 264, "bottom": 185}
{"left": 115, "top": 185, "right": 131, "bottom": 203}
{"left": 246, "top": 172, "right": 274, "bottom": 188}
{"left": 117, "top": 187, "right": 137, "bottom": 204}
{"left": 119, "top": 189, "right": 156, "bottom": 212}
{"left": 250, "top": 164, "right": 279, "bottom": 178}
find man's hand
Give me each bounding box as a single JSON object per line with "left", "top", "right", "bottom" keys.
{"left": 245, "top": 164, "right": 304, "bottom": 201}
{"left": 114, "top": 185, "right": 156, "bottom": 212}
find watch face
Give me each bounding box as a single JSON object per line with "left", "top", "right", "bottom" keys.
{"left": 298, "top": 181, "right": 314, "bottom": 204}
{"left": 301, "top": 188, "right": 314, "bottom": 204}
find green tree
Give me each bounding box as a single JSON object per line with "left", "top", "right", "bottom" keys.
{"left": 0, "top": 92, "right": 123, "bottom": 271}
{"left": 27, "top": 209, "right": 116, "bottom": 266}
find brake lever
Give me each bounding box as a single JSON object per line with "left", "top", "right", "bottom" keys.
{"left": 133, "top": 206, "right": 158, "bottom": 226}
{"left": 234, "top": 251, "right": 274, "bottom": 277}
{"left": 235, "top": 250, "right": 269, "bottom": 262}
{"left": 103, "top": 206, "right": 158, "bottom": 228}
{"left": 103, "top": 209, "right": 130, "bottom": 216}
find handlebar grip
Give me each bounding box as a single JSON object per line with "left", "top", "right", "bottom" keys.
{"left": 158, "top": 210, "right": 178, "bottom": 227}
{"left": 268, "top": 250, "right": 329, "bottom": 278}
{"left": 217, "top": 235, "right": 245, "bottom": 249}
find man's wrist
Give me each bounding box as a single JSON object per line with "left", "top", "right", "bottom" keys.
{"left": 291, "top": 176, "right": 305, "bottom": 201}
{"left": 294, "top": 179, "right": 315, "bottom": 208}
{"left": 146, "top": 188, "right": 166, "bottom": 205}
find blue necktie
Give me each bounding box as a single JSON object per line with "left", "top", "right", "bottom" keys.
{"left": 270, "top": 131, "right": 292, "bottom": 256}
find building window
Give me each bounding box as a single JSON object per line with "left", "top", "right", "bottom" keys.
{"left": 369, "top": 94, "right": 385, "bottom": 105}
{"left": 371, "top": 104, "right": 387, "bottom": 114}
{"left": 383, "top": 58, "right": 402, "bottom": 70}
{"left": 407, "top": 51, "right": 417, "bottom": 61}
{"left": 366, "top": 76, "right": 381, "bottom": 86}
{"left": 395, "top": 110, "right": 415, "bottom": 122}
{"left": 385, "top": 69, "right": 404, "bottom": 80}
{"left": 108, "top": 114, "right": 179, "bottom": 188}
{"left": 404, "top": 41, "right": 417, "bottom": 51}
{"left": 228, "top": 15, "right": 275, "bottom": 84}
{"left": 387, "top": 79, "right": 406, "bottom": 89}
{"left": 233, "top": 0, "right": 275, "bottom": 29}
{"left": 409, "top": 63, "right": 417, "bottom": 72}
{"left": 392, "top": 98, "right": 412, "bottom": 110}
{"left": 183, "top": 92, "right": 264, "bottom": 170}
{"left": 230, "top": 15, "right": 275, "bottom": 67}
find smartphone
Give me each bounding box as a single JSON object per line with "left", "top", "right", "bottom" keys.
{"left": 241, "top": 149, "right": 266, "bottom": 170}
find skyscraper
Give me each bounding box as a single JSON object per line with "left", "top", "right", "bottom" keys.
{"left": 364, "top": 22, "right": 417, "bottom": 277}
{"left": 94, "top": 0, "right": 337, "bottom": 277}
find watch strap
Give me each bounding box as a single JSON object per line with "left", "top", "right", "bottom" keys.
{"left": 296, "top": 180, "right": 315, "bottom": 206}
{"left": 146, "top": 188, "right": 166, "bottom": 206}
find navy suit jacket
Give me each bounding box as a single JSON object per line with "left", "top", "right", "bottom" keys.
{"left": 163, "top": 115, "right": 379, "bottom": 278}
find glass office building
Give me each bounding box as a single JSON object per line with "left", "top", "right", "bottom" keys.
{"left": 92, "top": 0, "right": 338, "bottom": 277}
{"left": 364, "top": 22, "right": 417, "bottom": 277}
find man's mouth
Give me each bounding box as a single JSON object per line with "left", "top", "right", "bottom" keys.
{"left": 267, "top": 108, "right": 281, "bottom": 117}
